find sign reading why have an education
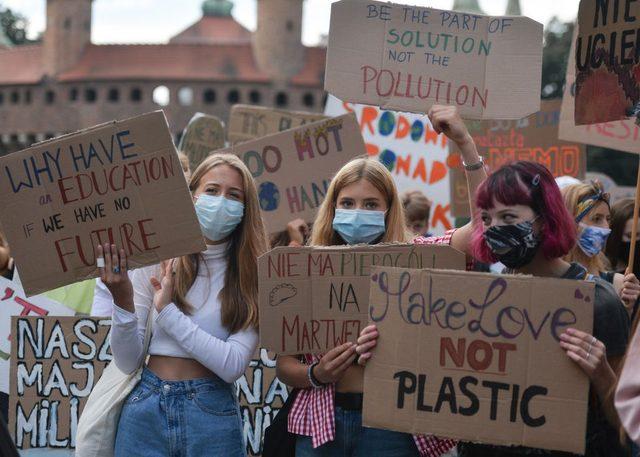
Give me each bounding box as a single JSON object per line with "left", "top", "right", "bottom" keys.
{"left": 178, "top": 112, "right": 225, "bottom": 169}
{"left": 363, "top": 268, "right": 594, "bottom": 454}
{"left": 325, "top": 0, "right": 543, "bottom": 119}
{"left": 258, "top": 244, "right": 465, "bottom": 355}
{"left": 450, "top": 99, "right": 587, "bottom": 217}
{"left": 575, "top": 0, "right": 640, "bottom": 125}
{"left": 228, "top": 105, "right": 327, "bottom": 145}
{"left": 9, "top": 316, "right": 111, "bottom": 449}
{"left": 0, "top": 111, "right": 206, "bottom": 296}
{"left": 561, "top": 27, "right": 640, "bottom": 153}
{"left": 217, "top": 114, "right": 364, "bottom": 234}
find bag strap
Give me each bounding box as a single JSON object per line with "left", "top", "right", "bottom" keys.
{"left": 137, "top": 293, "right": 156, "bottom": 369}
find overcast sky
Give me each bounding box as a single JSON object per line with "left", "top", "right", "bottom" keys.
{"left": 3, "top": 0, "right": 580, "bottom": 46}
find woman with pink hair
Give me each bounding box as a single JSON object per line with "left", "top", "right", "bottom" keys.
{"left": 357, "top": 161, "right": 630, "bottom": 457}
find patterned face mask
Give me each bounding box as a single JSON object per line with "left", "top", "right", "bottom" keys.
{"left": 577, "top": 224, "right": 611, "bottom": 257}
{"left": 483, "top": 219, "right": 540, "bottom": 269}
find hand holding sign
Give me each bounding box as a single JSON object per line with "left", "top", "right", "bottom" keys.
{"left": 314, "top": 342, "right": 358, "bottom": 384}
{"left": 356, "top": 324, "right": 379, "bottom": 365}
{"left": 428, "top": 105, "right": 473, "bottom": 147}
{"left": 98, "top": 243, "right": 134, "bottom": 313}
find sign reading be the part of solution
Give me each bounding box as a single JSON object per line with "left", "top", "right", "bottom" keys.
{"left": 363, "top": 268, "right": 593, "bottom": 454}
{"left": 258, "top": 244, "right": 465, "bottom": 355}
{"left": 325, "top": 0, "right": 543, "bottom": 119}
{"left": 218, "top": 114, "right": 364, "bottom": 234}
{"left": 0, "top": 111, "right": 206, "bottom": 296}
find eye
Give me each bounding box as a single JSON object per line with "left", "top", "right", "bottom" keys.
{"left": 502, "top": 214, "right": 516, "bottom": 224}
{"left": 481, "top": 214, "right": 491, "bottom": 226}
{"left": 364, "top": 201, "right": 379, "bottom": 210}
{"left": 228, "top": 190, "right": 243, "bottom": 201}
{"left": 339, "top": 199, "right": 353, "bottom": 209}
{"left": 206, "top": 186, "right": 220, "bottom": 195}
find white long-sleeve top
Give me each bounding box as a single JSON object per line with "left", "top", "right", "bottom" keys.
{"left": 110, "top": 242, "right": 258, "bottom": 383}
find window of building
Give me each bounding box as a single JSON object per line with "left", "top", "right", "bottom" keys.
{"left": 45, "top": 90, "right": 56, "bottom": 105}
{"left": 108, "top": 88, "right": 120, "bottom": 102}
{"left": 286, "top": 20, "right": 294, "bottom": 32}
{"left": 64, "top": 18, "right": 71, "bottom": 30}
{"left": 10, "top": 91, "right": 19, "bottom": 104}
{"left": 152, "top": 86, "right": 170, "bottom": 106}
{"left": 203, "top": 89, "right": 216, "bottom": 104}
{"left": 24, "top": 89, "right": 32, "bottom": 104}
{"left": 302, "top": 93, "right": 315, "bottom": 108}
{"left": 178, "top": 87, "right": 194, "bottom": 106}
{"left": 69, "top": 88, "right": 79, "bottom": 102}
{"left": 249, "top": 90, "right": 261, "bottom": 104}
{"left": 0, "top": 92, "right": 3, "bottom": 105}
{"left": 275, "top": 92, "right": 288, "bottom": 107}
{"left": 227, "top": 89, "right": 240, "bottom": 104}
{"left": 85, "top": 88, "right": 97, "bottom": 103}
{"left": 130, "top": 88, "right": 142, "bottom": 102}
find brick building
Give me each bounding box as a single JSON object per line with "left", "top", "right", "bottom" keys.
{"left": 0, "top": 0, "right": 326, "bottom": 154}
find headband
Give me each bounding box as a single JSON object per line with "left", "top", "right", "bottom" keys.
{"left": 575, "top": 187, "right": 610, "bottom": 223}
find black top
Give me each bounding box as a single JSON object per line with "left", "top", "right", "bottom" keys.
{"left": 459, "top": 263, "right": 631, "bottom": 457}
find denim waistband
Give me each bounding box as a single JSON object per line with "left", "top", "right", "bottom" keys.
{"left": 140, "top": 367, "right": 230, "bottom": 396}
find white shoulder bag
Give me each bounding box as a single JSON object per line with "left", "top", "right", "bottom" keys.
{"left": 75, "top": 306, "right": 154, "bottom": 457}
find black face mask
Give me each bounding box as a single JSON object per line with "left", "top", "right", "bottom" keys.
{"left": 484, "top": 221, "right": 540, "bottom": 269}
{"left": 620, "top": 241, "right": 640, "bottom": 275}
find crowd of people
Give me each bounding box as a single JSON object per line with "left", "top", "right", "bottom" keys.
{"left": 2, "top": 105, "right": 640, "bottom": 457}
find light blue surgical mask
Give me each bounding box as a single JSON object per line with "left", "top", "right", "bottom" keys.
{"left": 578, "top": 223, "right": 611, "bottom": 257}
{"left": 194, "top": 194, "right": 244, "bottom": 242}
{"left": 332, "top": 209, "right": 386, "bottom": 245}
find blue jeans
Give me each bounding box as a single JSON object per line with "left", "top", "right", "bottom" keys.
{"left": 295, "top": 406, "right": 418, "bottom": 457}
{"left": 114, "top": 367, "right": 245, "bottom": 457}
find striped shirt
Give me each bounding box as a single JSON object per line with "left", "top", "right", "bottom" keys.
{"left": 288, "top": 231, "right": 460, "bottom": 456}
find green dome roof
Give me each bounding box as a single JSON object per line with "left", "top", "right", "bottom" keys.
{"left": 452, "top": 0, "right": 484, "bottom": 14}
{"left": 202, "top": 0, "right": 233, "bottom": 17}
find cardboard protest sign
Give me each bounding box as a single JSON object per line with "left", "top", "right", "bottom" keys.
{"left": 259, "top": 244, "right": 465, "bottom": 355}
{"left": 450, "top": 99, "right": 587, "bottom": 217}
{"left": 178, "top": 113, "right": 226, "bottom": 168}
{"left": 363, "top": 268, "right": 594, "bottom": 454}
{"left": 325, "top": 0, "right": 543, "bottom": 119}
{"left": 574, "top": 0, "right": 640, "bottom": 125}
{"left": 217, "top": 114, "right": 364, "bottom": 234}
{"left": 0, "top": 273, "right": 75, "bottom": 395}
{"left": 561, "top": 28, "right": 640, "bottom": 153}
{"left": 236, "top": 348, "right": 289, "bottom": 456}
{"left": 9, "top": 316, "right": 111, "bottom": 449}
{"left": 228, "top": 105, "right": 327, "bottom": 145}
{"left": 325, "top": 95, "right": 453, "bottom": 233}
{"left": 0, "top": 111, "right": 206, "bottom": 296}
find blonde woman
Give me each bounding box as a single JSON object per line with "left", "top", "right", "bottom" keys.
{"left": 562, "top": 181, "right": 640, "bottom": 312}
{"left": 100, "top": 153, "right": 268, "bottom": 456}
{"left": 276, "top": 106, "right": 486, "bottom": 457}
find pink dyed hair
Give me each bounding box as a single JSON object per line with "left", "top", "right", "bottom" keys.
{"left": 471, "top": 161, "right": 577, "bottom": 264}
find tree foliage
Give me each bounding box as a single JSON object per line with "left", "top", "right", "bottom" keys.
{"left": 0, "top": 2, "right": 38, "bottom": 46}
{"left": 541, "top": 17, "right": 574, "bottom": 99}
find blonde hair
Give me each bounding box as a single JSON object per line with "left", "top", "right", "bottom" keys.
{"left": 174, "top": 153, "right": 269, "bottom": 332}
{"left": 402, "top": 190, "right": 432, "bottom": 222}
{"left": 561, "top": 181, "right": 611, "bottom": 275}
{"left": 310, "top": 157, "right": 410, "bottom": 246}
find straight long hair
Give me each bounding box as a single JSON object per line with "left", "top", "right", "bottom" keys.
{"left": 310, "top": 157, "right": 410, "bottom": 246}
{"left": 173, "top": 154, "right": 269, "bottom": 332}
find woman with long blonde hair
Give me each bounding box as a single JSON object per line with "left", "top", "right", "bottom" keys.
{"left": 277, "top": 106, "right": 487, "bottom": 457}
{"left": 562, "top": 181, "right": 640, "bottom": 313}
{"left": 100, "top": 153, "right": 268, "bottom": 456}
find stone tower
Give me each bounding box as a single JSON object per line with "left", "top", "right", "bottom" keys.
{"left": 506, "top": 0, "right": 522, "bottom": 15}
{"left": 253, "top": 0, "right": 305, "bottom": 82}
{"left": 44, "top": 0, "right": 92, "bottom": 76}
{"left": 452, "top": 0, "right": 484, "bottom": 14}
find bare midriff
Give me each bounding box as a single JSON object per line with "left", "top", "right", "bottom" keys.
{"left": 147, "top": 355, "right": 215, "bottom": 381}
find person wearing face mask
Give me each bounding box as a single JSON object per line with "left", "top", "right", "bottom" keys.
{"left": 357, "top": 161, "right": 631, "bottom": 457}
{"left": 100, "top": 154, "right": 269, "bottom": 456}
{"left": 607, "top": 199, "right": 640, "bottom": 279}
{"left": 562, "top": 182, "right": 640, "bottom": 314}
{"left": 276, "top": 105, "right": 487, "bottom": 457}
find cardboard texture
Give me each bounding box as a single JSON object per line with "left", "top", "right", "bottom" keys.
{"left": 237, "top": 348, "right": 290, "bottom": 456}
{"left": 363, "top": 267, "right": 594, "bottom": 454}
{"left": 258, "top": 244, "right": 465, "bottom": 355}
{"left": 9, "top": 316, "right": 112, "bottom": 449}
{"left": 450, "top": 99, "right": 587, "bottom": 217}
{"left": 325, "top": 95, "right": 453, "bottom": 233}
{"left": 561, "top": 27, "right": 640, "bottom": 153}
{"left": 325, "top": 0, "right": 543, "bottom": 119}
{"left": 0, "top": 111, "right": 206, "bottom": 296}
{"left": 178, "top": 113, "right": 226, "bottom": 169}
{"left": 217, "top": 114, "right": 365, "bottom": 234}
{"left": 228, "top": 105, "right": 327, "bottom": 145}
{"left": 574, "top": 0, "right": 640, "bottom": 125}
{"left": 0, "top": 273, "right": 75, "bottom": 394}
